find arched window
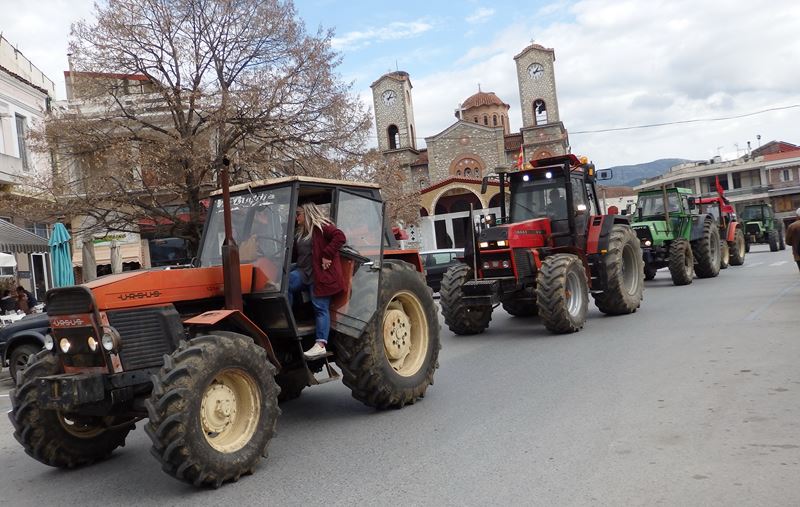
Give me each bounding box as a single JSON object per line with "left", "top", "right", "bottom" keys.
{"left": 473, "top": 116, "right": 478, "bottom": 123}
{"left": 456, "top": 170, "right": 461, "bottom": 176}
{"left": 483, "top": 115, "right": 488, "bottom": 125}
{"left": 465, "top": 168, "right": 471, "bottom": 177}
{"left": 387, "top": 124, "right": 400, "bottom": 149}
{"left": 493, "top": 115, "right": 498, "bottom": 126}
{"left": 501, "top": 115, "right": 505, "bottom": 126}
{"left": 534, "top": 100, "right": 548, "bottom": 125}
{"left": 410, "top": 124, "right": 415, "bottom": 149}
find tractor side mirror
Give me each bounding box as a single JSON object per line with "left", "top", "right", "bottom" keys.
{"left": 596, "top": 169, "right": 613, "bottom": 181}
{"left": 637, "top": 206, "right": 643, "bottom": 221}
{"left": 687, "top": 197, "right": 696, "bottom": 210}
{"left": 481, "top": 176, "right": 489, "bottom": 194}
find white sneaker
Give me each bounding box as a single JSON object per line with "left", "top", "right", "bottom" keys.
{"left": 303, "top": 342, "right": 327, "bottom": 359}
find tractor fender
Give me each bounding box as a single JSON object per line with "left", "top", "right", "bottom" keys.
{"left": 726, "top": 222, "right": 740, "bottom": 242}
{"left": 586, "top": 214, "right": 620, "bottom": 254}
{"left": 184, "top": 309, "right": 280, "bottom": 369}
{"left": 384, "top": 249, "right": 423, "bottom": 273}
{"left": 690, "top": 214, "right": 714, "bottom": 241}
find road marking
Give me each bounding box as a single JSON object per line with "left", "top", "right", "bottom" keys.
{"left": 770, "top": 261, "right": 788, "bottom": 266}
{"left": 744, "top": 279, "right": 800, "bottom": 322}
{"left": 0, "top": 394, "right": 8, "bottom": 398}
{"left": 745, "top": 262, "right": 763, "bottom": 268}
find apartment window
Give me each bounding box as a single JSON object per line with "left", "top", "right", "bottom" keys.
{"left": 26, "top": 221, "right": 49, "bottom": 239}
{"left": 15, "top": 114, "right": 29, "bottom": 170}
{"left": 732, "top": 172, "right": 741, "bottom": 189}
{"left": 780, "top": 169, "right": 793, "bottom": 182}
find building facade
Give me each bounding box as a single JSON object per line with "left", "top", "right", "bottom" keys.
{"left": 372, "top": 44, "right": 571, "bottom": 250}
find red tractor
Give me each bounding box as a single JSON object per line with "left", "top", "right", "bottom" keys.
{"left": 693, "top": 195, "right": 746, "bottom": 268}
{"left": 440, "top": 154, "right": 645, "bottom": 334}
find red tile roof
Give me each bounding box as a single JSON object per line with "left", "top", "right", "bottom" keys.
{"left": 763, "top": 149, "right": 800, "bottom": 162}
{"left": 421, "top": 176, "right": 498, "bottom": 194}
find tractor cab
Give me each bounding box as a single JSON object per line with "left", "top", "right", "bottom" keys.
{"left": 199, "top": 176, "right": 389, "bottom": 343}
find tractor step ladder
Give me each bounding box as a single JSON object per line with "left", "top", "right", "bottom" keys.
{"left": 295, "top": 340, "right": 340, "bottom": 386}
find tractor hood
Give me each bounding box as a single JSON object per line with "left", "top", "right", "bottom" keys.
{"left": 479, "top": 218, "right": 551, "bottom": 248}
{"left": 81, "top": 265, "right": 255, "bottom": 311}
{"left": 631, "top": 220, "right": 671, "bottom": 236}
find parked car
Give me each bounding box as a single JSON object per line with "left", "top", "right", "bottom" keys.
{"left": 0, "top": 312, "right": 48, "bottom": 382}
{"left": 421, "top": 248, "right": 464, "bottom": 292}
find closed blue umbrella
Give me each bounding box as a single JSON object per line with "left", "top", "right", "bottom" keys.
{"left": 48, "top": 223, "right": 75, "bottom": 287}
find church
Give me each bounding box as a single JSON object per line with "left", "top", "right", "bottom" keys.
{"left": 371, "top": 43, "right": 571, "bottom": 250}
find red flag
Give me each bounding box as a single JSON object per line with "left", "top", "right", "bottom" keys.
{"left": 715, "top": 175, "right": 725, "bottom": 197}
{"left": 517, "top": 145, "right": 524, "bottom": 169}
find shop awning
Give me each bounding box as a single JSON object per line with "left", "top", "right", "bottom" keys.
{"left": 0, "top": 220, "right": 50, "bottom": 253}
{"left": 0, "top": 252, "right": 16, "bottom": 268}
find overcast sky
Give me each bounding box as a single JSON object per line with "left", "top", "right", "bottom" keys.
{"left": 1, "top": 0, "right": 798, "bottom": 167}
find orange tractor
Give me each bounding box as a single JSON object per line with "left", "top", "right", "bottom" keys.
{"left": 9, "top": 168, "right": 440, "bottom": 487}
{"left": 440, "top": 154, "right": 644, "bottom": 334}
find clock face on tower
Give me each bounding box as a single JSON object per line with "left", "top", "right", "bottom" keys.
{"left": 527, "top": 63, "right": 544, "bottom": 80}
{"left": 382, "top": 90, "right": 397, "bottom": 106}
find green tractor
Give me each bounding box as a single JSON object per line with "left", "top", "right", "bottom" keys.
{"left": 630, "top": 187, "right": 721, "bottom": 285}
{"left": 740, "top": 202, "right": 786, "bottom": 252}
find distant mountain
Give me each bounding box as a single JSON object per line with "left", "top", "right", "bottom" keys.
{"left": 599, "top": 159, "right": 689, "bottom": 187}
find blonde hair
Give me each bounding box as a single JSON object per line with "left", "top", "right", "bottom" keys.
{"left": 296, "top": 203, "right": 333, "bottom": 240}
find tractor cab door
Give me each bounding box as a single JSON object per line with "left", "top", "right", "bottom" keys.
{"left": 332, "top": 189, "right": 384, "bottom": 337}
{"left": 571, "top": 176, "right": 590, "bottom": 249}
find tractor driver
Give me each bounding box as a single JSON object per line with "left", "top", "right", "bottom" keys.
{"left": 546, "top": 188, "right": 568, "bottom": 220}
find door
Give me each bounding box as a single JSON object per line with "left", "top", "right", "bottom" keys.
{"left": 333, "top": 189, "right": 384, "bottom": 336}
{"left": 30, "top": 252, "right": 50, "bottom": 302}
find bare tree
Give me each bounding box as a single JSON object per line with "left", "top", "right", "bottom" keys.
{"left": 30, "top": 0, "right": 371, "bottom": 255}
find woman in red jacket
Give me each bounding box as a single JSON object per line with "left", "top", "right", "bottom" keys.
{"left": 289, "top": 203, "right": 347, "bottom": 358}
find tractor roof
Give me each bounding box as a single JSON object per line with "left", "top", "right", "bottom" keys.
{"left": 637, "top": 187, "right": 693, "bottom": 196}
{"left": 212, "top": 175, "right": 380, "bottom": 196}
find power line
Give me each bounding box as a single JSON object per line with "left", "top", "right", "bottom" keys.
{"left": 570, "top": 104, "right": 800, "bottom": 134}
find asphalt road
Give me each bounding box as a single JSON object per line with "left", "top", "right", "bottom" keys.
{"left": 1, "top": 244, "right": 799, "bottom": 506}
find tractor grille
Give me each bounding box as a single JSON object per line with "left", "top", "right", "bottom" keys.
{"left": 632, "top": 226, "right": 653, "bottom": 244}
{"left": 514, "top": 249, "right": 535, "bottom": 279}
{"left": 106, "top": 306, "right": 182, "bottom": 370}
{"left": 46, "top": 287, "right": 95, "bottom": 315}
{"left": 480, "top": 252, "right": 513, "bottom": 278}
{"left": 745, "top": 223, "right": 760, "bottom": 235}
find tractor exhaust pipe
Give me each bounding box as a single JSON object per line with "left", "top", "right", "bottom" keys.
{"left": 220, "top": 156, "right": 243, "bottom": 311}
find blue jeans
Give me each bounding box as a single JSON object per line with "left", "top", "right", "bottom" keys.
{"left": 288, "top": 269, "right": 331, "bottom": 344}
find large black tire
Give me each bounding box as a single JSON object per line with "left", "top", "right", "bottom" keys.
{"left": 768, "top": 230, "right": 779, "bottom": 252}
{"left": 275, "top": 368, "right": 307, "bottom": 403}
{"left": 779, "top": 228, "right": 786, "bottom": 250}
{"left": 439, "top": 262, "right": 493, "bottom": 334}
{"left": 692, "top": 218, "right": 721, "bottom": 278}
{"left": 336, "top": 260, "right": 441, "bottom": 409}
{"left": 745, "top": 239, "right": 750, "bottom": 253}
{"left": 145, "top": 333, "right": 279, "bottom": 488}
{"left": 644, "top": 264, "right": 658, "bottom": 281}
{"left": 729, "top": 228, "right": 746, "bottom": 266}
{"left": 9, "top": 343, "right": 41, "bottom": 384}
{"left": 668, "top": 239, "right": 694, "bottom": 286}
{"left": 536, "top": 254, "right": 588, "bottom": 334}
{"left": 502, "top": 288, "right": 538, "bottom": 317}
{"left": 592, "top": 225, "right": 644, "bottom": 315}
{"left": 9, "top": 350, "right": 134, "bottom": 468}
{"left": 719, "top": 240, "right": 730, "bottom": 269}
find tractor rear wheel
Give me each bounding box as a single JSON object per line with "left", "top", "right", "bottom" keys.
{"left": 502, "top": 288, "right": 538, "bottom": 317}
{"left": 729, "top": 228, "right": 746, "bottom": 266}
{"left": 275, "top": 368, "right": 308, "bottom": 403}
{"left": 720, "top": 240, "right": 730, "bottom": 269}
{"left": 440, "top": 263, "right": 493, "bottom": 334}
{"left": 779, "top": 228, "right": 786, "bottom": 250}
{"left": 592, "top": 225, "right": 644, "bottom": 315}
{"left": 668, "top": 239, "right": 694, "bottom": 286}
{"left": 644, "top": 264, "right": 658, "bottom": 280}
{"left": 336, "top": 260, "right": 440, "bottom": 409}
{"left": 693, "top": 218, "right": 721, "bottom": 278}
{"left": 145, "top": 333, "right": 279, "bottom": 488}
{"left": 9, "top": 350, "right": 134, "bottom": 468}
{"left": 768, "top": 230, "right": 779, "bottom": 251}
{"left": 536, "top": 254, "right": 588, "bottom": 334}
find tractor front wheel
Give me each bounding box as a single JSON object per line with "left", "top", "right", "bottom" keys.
{"left": 440, "top": 263, "right": 493, "bottom": 334}
{"left": 145, "top": 333, "right": 279, "bottom": 488}
{"left": 336, "top": 260, "right": 440, "bottom": 409}
{"left": 693, "top": 218, "right": 721, "bottom": 278}
{"left": 668, "top": 239, "right": 694, "bottom": 286}
{"left": 644, "top": 264, "right": 658, "bottom": 280}
{"left": 592, "top": 225, "right": 644, "bottom": 315}
{"left": 768, "top": 230, "right": 779, "bottom": 252}
{"left": 729, "top": 228, "right": 746, "bottom": 266}
{"left": 720, "top": 240, "right": 730, "bottom": 269}
{"left": 502, "top": 288, "right": 538, "bottom": 317}
{"left": 536, "top": 254, "right": 588, "bottom": 334}
{"left": 9, "top": 350, "right": 134, "bottom": 468}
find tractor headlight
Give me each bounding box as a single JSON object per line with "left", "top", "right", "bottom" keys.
{"left": 479, "top": 242, "right": 490, "bottom": 249}
{"left": 87, "top": 336, "right": 99, "bottom": 352}
{"left": 102, "top": 329, "right": 119, "bottom": 352}
{"left": 502, "top": 260, "right": 511, "bottom": 269}
{"left": 496, "top": 240, "right": 507, "bottom": 247}
{"left": 482, "top": 261, "right": 491, "bottom": 270}
{"left": 44, "top": 334, "right": 54, "bottom": 351}
{"left": 644, "top": 240, "right": 652, "bottom": 247}
{"left": 59, "top": 338, "right": 72, "bottom": 353}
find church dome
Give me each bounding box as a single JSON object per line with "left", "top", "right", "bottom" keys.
{"left": 461, "top": 91, "right": 509, "bottom": 110}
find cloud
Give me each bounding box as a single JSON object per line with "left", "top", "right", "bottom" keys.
{"left": 465, "top": 8, "right": 495, "bottom": 24}
{"left": 332, "top": 20, "right": 434, "bottom": 51}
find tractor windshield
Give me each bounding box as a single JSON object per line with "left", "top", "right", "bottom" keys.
{"left": 637, "top": 193, "right": 681, "bottom": 217}
{"left": 741, "top": 206, "right": 765, "bottom": 221}
{"left": 509, "top": 172, "right": 568, "bottom": 222}
{"left": 199, "top": 186, "right": 292, "bottom": 288}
